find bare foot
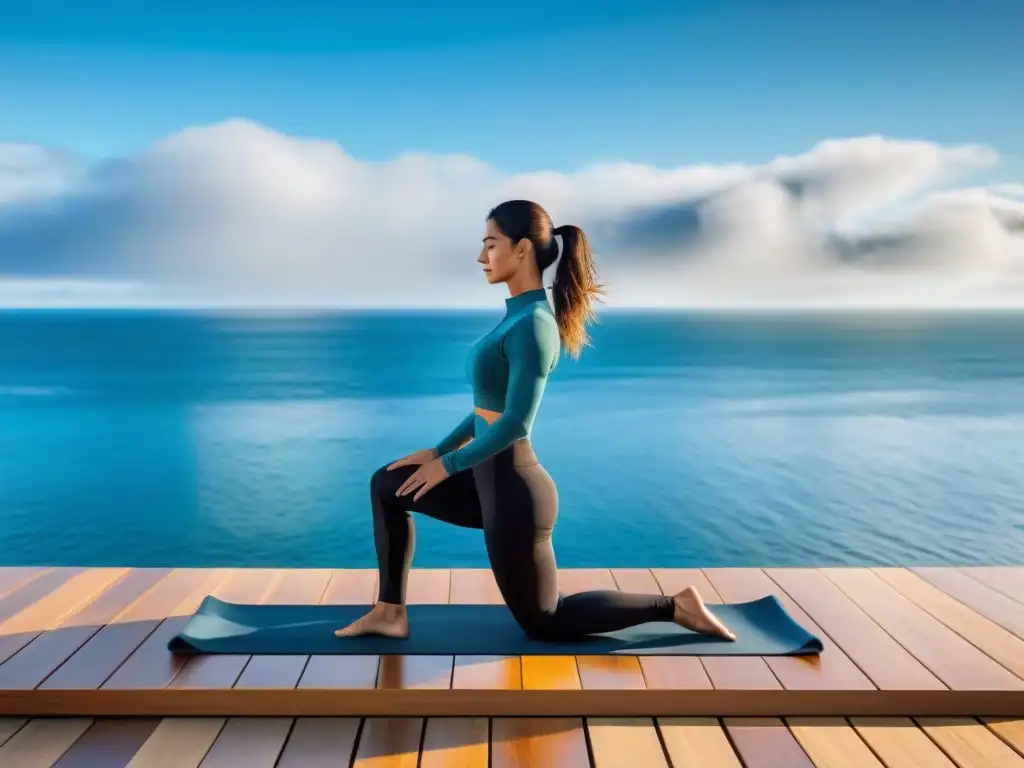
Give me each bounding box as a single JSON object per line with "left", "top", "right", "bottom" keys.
{"left": 673, "top": 586, "right": 736, "bottom": 641}
{"left": 334, "top": 602, "right": 409, "bottom": 639}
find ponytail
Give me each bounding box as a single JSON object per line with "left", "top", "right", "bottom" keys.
{"left": 551, "top": 224, "right": 605, "bottom": 359}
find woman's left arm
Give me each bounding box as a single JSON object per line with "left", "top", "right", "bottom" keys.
{"left": 439, "top": 313, "right": 558, "bottom": 475}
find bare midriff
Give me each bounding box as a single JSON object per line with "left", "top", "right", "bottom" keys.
{"left": 474, "top": 406, "right": 502, "bottom": 425}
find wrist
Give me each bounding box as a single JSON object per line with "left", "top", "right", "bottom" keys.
{"left": 439, "top": 451, "right": 458, "bottom": 476}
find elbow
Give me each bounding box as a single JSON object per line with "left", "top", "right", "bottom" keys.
{"left": 507, "top": 415, "right": 529, "bottom": 441}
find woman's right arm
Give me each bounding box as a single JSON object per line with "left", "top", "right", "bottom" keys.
{"left": 433, "top": 411, "right": 475, "bottom": 456}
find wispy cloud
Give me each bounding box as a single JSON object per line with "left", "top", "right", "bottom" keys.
{"left": 1, "top": 120, "right": 1021, "bottom": 308}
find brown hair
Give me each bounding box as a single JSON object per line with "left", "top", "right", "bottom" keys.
{"left": 487, "top": 200, "right": 605, "bottom": 358}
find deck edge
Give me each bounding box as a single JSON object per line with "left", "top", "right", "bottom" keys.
{"left": 2, "top": 689, "right": 1022, "bottom": 718}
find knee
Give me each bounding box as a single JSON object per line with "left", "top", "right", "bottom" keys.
{"left": 512, "top": 605, "right": 561, "bottom": 642}
{"left": 370, "top": 463, "right": 402, "bottom": 503}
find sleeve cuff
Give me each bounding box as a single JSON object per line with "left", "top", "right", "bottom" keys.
{"left": 440, "top": 451, "right": 460, "bottom": 476}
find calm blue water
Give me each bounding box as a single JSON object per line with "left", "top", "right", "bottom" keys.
{"left": 1, "top": 310, "right": 1022, "bottom": 569}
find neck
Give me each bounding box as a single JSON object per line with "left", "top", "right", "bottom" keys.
{"left": 506, "top": 272, "right": 543, "bottom": 299}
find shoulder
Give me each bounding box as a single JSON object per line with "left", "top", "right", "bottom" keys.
{"left": 503, "top": 306, "right": 560, "bottom": 361}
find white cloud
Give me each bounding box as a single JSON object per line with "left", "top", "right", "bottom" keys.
{"left": 0, "top": 143, "right": 84, "bottom": 206}
{"left": 0, "top": 119, "right": 1021, "bottom": 308}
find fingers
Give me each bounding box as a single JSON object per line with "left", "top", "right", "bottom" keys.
{"left": 397, "top": 468, "right": 428, "bottom": 497}
{"left": 412, "top": 477, "right": 436, "bottom": 503}
{"left": 388, "top": 449, "right": 430, "bottom": 471}
{"left": 396, "top": 471, "right": 419, "bottom": 496}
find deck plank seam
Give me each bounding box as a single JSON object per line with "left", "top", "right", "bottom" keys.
{"left": 874, "top": 568, "right": 1024, "bottom": 687}
{"left": 822, "top": 566, "right": 1024, "bottom": 690}
{"left": 700, "top": 567, "right": 789, "bottom": 694}
{"left": 752, "top": 566, "right": 881, "bottom": 694}
{"left": 102, "top": 568, "right": 230, "bottom": 693}
{"left": 960, "top": 568, "right": 1024, "bottom": 608}
{"left": 983, "top": 718, "right": 1024, "bottom": 758}
{"left": 762, "top": 567, "right": 952, "bottom": 694}
{"left": 648, "top": 569, "right": 715, "bottom": 688}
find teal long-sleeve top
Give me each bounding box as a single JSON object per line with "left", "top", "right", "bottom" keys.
{"left": 434, "top": 288, "right": 560, "bottom": 475}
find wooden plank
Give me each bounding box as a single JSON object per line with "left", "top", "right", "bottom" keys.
{"left": 961, "top": 568, "right": 1024, "bottom": 606}
{"left": 52, "top": 718, "right": 161, "bottom": 767}
{"left": 0, "top": 568, "right": 170, "bottom": 689}
{"left": 125, "top": 718, "right": 226, "bottom": 768}
{"left": 703, "top": 567, "right": 876, "bottom": 691}
{"left": 612, "top": 569, "right": 713, "bottom": 691}
{"left": 765, "top": 567, "right": 946, "bottom": 690}
{"left": 45, "top": 569, "right": 222, "bottom": 690}
{"left": 723, "top": 717, "right": 815, "bottom": 767}
{"left": 101, "top": 569, "right": 230, "bottom": 691}
{"left": 516, "top": 570, "right": 581, "bottom": 692}
{"left": 851, "top": 717, "right": 957, "bottom": 767}
{"left": 491, "top": 718, "right": 591, "bottom": 768}
{"left": 298, "top": 571, "right": 380, "bottom": 690}
{"left": 917, "top": 717, "right": 1024, "bottom": 768}
{"left": 451, "top": 569, "right": 521, "bottom": 691}
{"left": 276, "top": 718, "right": 360, "bottom": 768}
{"left": 657, "top": 718, "right": 742, "bottom": 768}
{"left": 0, "top": 718, "right": 94, "bottom": 767}
{"left": 233, "top": 569, "right": 333, "bottom": 689}
{"left": 0, "top": 568, "right": 83, "bottom": 625}
{"left": 0, "top": 718, "right": 27, "bottom": 746}
{"left": 655, "top": 569, "right": 782, "bottom": 691}
{"left": 516, "top": 565, "right": 581, "bottom": 692}
{"left": 196, "top": 718, "right": 293, "bottom": 768}
{"left": 449, "top": 568, "right": 504, "bottom": 604}
{"left": 786, "top": 717, "right": 884, "bottom": 767}
{"left": 376, "top": 569, "right": 454, "bottom": 691}
{"left": 406, "top": 569, "right": 451, "bottom": 603}
{"left": 0, "top": 568, "right": 127, "bottom": 665}
{"left": 420, "top": 718, "right": 488, "bottom": 768}
{"left": 983, "top": 719, "right": 1024, "bottom": 757}
{"left": 588, "top": 717, "right": 669, "bottom": 767}
{"left": 0, "top": 568, "right": 49, "bottom": 600}
{"left": 562, "top": 569, "right": 647, "bottom": 690}
{"left": 352, "top": 718, "right": 422, "bottom": 768}
{"left": 323, "top": 569, "right": 377, "bottom": 604}
{"left": 913, "top": 568, "right": 1024, "bottom": 639}
{"left": 874, "top": 568, "right": 1024, "bottom": 680}
{"left": 823, "top": 568, "right": 1024, "bottom": 690}
{"left": 168, "top": 569, "right": 284, "bottom": 689}
{"left": 520, "top": 655, "right": 582, "bottom": 691}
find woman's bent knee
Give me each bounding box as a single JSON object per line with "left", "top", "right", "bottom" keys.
{"left": 370, "top": 463, "right": 406, "bottom": 503}
{"left": 512, "top": 607, "right": 561, "bottom": 642}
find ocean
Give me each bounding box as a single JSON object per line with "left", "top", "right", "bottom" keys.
{"left": 1, "top": 309, "right": 1022, "bottom": 569}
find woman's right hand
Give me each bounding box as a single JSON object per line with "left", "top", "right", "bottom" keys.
{"left": 387, "top": 448, "right": 438, "bottom": 470}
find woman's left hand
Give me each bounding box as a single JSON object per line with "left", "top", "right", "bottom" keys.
{"left": 396, "top": 457, "right": 450, "bottom": 502}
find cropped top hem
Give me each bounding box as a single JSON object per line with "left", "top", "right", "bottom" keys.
{"left": 473, "top": 393, "right": 507, "bottom": 412}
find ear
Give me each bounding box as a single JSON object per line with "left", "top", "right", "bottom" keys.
{"left": 516, "top": 238, "right": 530, "bottom": 260}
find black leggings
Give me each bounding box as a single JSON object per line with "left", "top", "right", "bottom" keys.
{"left": 371, "top": 439, "right": 674, "bottom": 641}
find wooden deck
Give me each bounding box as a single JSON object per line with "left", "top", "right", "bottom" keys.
{"left": 1, "top": 715, "right": 1022, "bottom": 767}
{"left": 0, "top": 566, "right": 1022, "bottom": 719}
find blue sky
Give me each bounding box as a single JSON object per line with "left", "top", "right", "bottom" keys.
{"left": 1, "top": 0, "right": 1021, "bottom": 176}
{"left": 1, "top": 0, "right": 1022, "bottom": 308}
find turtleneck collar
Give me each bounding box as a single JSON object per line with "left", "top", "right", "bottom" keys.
{"left": 505, "top": 286, "right": 548, "bottom": 313}
{"left": 504, "top": 287, "right": 547, "bottom": 314}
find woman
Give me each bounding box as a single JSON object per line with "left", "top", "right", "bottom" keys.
{"left": 336, "top": 200, "right": 735, "bottom": 643}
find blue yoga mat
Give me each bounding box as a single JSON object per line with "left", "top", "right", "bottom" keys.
{"left": 168, "top": 595, "right": 823, "bottom": 656}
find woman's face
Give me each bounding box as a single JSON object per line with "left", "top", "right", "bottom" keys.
{"left": 478, "top": 218, "right": 523, "bottom": 284}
